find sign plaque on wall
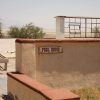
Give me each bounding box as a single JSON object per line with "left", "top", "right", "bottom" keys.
{"left": 39, "top": 46, "right": 63, "bottom": 54}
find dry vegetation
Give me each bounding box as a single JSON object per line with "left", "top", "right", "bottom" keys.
{"left": 72, "top": 88, "right": 100, "bottom": 100}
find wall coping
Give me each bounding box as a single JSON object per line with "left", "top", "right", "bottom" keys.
{"left": 7, "top": 72, "right": 79, "bottom": 100}
{"left": 16, "top": 38, "right": 100, "bottom": 43}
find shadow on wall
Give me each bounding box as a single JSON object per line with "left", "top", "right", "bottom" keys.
{"left": 2, "top": 93, "right": 15, "bottom": 100}
{"left": 2, "top": 95, "right": 11, "bottom": 100}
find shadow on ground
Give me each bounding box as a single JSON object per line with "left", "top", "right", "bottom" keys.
{"left": 2, "top": 95, "right": 12, "bottom": 100}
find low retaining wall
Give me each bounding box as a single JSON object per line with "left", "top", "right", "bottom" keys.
{"left": 7, "top": 72, "right": 79, "bottom": 100}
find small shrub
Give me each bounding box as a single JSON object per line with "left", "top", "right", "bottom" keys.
{"left": 8, "top": 23, "right": 45, "bottom": 39}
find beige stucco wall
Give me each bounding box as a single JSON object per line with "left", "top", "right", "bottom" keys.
{"left": 16, "top": 39, "right": 100, "bottom": 88}
{"left": 8, "top": 76, "right": 47, "bottom": 100}
{"left": 16, "top": 43, "right": 22, "bottom": 71}
{"left": 36, "top": 42, "right": 100, "bottom": 88}
{"left": 36, "top": 42, "right": 100, "bottom": 73}
{"left": 16, "top": 43, "right": 36, "bottom": 79}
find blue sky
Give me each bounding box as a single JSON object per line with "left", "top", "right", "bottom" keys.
{"left": 0, "top": 0, "right": 100, "bottom": 31}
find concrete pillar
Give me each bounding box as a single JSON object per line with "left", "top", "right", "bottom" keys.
{"left": 55, "top": 16, "right": 65, "bottom": 39}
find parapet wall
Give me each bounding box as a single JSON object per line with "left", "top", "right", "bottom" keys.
{"left": 7, "top": 72, "right": 79, "bottom": 100}
{"left": 16, "top": 38, "right": 100, "bottom": 88}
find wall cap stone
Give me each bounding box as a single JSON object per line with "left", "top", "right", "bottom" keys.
{"left": 16, "top": 38, "right": 100, "bottom": 43}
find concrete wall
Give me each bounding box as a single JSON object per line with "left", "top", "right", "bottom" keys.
{"left": 36, "top": 42, "right": 100, "bottom": 73}
{"left": 16, "top": 39, "right": 100, "bottom": 89}
{"left": 8, "top": 77, "right": 47, "bottom": 100}
{"left": 7, "top": 72, "right": 79, "bottom": 100}
{"left": 16, "top": 43, "right": 36, "bottom": 79}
